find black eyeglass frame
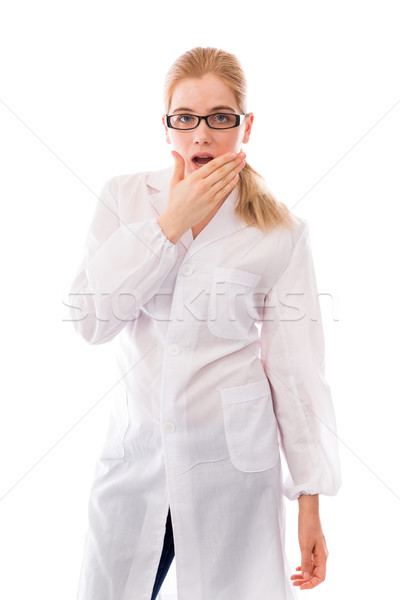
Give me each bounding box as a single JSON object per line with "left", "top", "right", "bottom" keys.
{"left": 165, "top": 112, "right": 248, "bottom": 130}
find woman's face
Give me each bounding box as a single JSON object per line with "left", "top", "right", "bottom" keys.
{"left": 162, "top": 73, "right": 254, "bottom": 178}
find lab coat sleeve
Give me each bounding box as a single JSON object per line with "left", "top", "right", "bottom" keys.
{"left": 260, "top": 221, "right": 341, "bottom": 500}
{"left": 67, "top": 176, "right": 179, "bottom": 345}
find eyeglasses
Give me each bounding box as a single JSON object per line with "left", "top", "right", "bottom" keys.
{"left": 165, "top": 112, "right": 248, "bottom": 130}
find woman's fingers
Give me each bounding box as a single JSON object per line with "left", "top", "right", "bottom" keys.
{"left": 291, "top": 540, "right": 328, "bottom": 589}
{"left": 166, "top": 150, "right": 245, "bottom": 234}
{"left": 212, "top": 171, "right": 240, "bottom": 204}
{"left": 191, "top": 151, "right": 245, "bottom": 189}
{"left": 196, "top": 150, "right": 244, "bottom": 178}
{"left": 205, "top": 155, "right": 246, "bottom": 190}
{"left": 292, "top": 568, "right": 325, "bottom": 590}
{"left": 209, "top": 159, "right": 245, "bottom": 195}
{"left": 291, "top": 565, "right": 307, "bottom": 581}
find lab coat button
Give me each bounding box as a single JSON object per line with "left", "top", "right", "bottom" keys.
{"left": 182, "top": 263, "right": 194, "bottom": 276}
{"left": 168, "top": 344, "right": 180, "bottom": 355}
{"left": 163, "top": 422, "right": 176, "bottom": 433}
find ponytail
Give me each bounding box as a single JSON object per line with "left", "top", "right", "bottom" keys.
{"left": 236, "top": 162, "right": 294, "bottom": 232}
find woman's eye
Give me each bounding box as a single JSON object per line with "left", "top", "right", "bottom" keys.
{"left": 214, "top": 114, "right": 228, "bottom": 122}
{"left": 179, "top": 115, "right": 194, "bottom": 123}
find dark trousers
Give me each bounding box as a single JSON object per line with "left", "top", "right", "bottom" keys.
{"left": 150, "top": 506, "right": 175, "bottom": 600}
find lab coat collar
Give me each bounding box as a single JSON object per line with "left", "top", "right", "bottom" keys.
{"left": 146, "top": 164, "right": 248, "bottom": 257}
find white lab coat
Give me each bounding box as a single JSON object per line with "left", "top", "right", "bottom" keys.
{"left": 68, "top": 165, "right": 341, "bottom": 600}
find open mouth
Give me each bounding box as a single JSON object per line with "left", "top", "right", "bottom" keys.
{"left": 191, "top": 154, "right": 214, "bottom": 166}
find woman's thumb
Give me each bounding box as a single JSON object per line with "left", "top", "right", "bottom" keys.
{"left": 301, "top": 555, "right": 313, "bottom": 581}
{"left": 170, "top": 151, "right": 185, "bottom": 184}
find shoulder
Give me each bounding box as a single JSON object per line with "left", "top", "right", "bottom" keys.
{"left": 104, "top": 170, "right": 151, "bottom": 197}
{"left": 107, "top": 165, "right": 174, "bottom": 196}
{"left": 288, "top": 212, "right": 310, "bottom": 247}
{"left": 258, "top": 212, "right": 311, "bottom": 284}
{"left": 98, "top": 166, "right": 173, "bottom": 220}
{"left": 263, "top": 210, "right": 309, "bottom": 255}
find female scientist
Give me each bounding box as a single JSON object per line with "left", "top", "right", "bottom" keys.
{"left": 68, "top": 46, "right": 341, "bottom": 600}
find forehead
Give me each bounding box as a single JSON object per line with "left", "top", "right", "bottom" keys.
{"left": 170, "top": 74, "right": 238, "bottom": 112}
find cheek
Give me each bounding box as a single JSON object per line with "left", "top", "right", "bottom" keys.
{"left": 169, "top": 134, "right": 188, "bottom": 153}
{"left": 221, "top": 135, "right": 241, "bottom": 153}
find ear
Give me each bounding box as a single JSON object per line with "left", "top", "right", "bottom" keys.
{"left": 242, "top": 112, "right": 254, "bottom": 144}
{"left": 162, "top": 114, "right": 171, "bottom": 145}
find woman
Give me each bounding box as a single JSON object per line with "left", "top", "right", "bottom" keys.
{"left": 68, "top": 46, "right": 341, "bottom": 600}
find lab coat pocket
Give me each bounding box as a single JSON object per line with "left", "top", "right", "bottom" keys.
{"left": 207, "top": 267, "right": 261, "bottom": 339}
{"left": 98, "top": 392, "right": 131, "bottom": 460}
{"left": 220, "top": 378, "right": 280, "bottom": 472}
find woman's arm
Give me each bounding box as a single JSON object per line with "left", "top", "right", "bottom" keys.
{"left": 260, "top": 219, "right": 341, "bottom": 500}
{"left": 259, "top": 220, "right": 340, "bottom": 589}
{"left": 66, "top": 176, "right": 179, "bottom": 345}
{"left": 291, "top": 493, "right": 329, "bottom": 590}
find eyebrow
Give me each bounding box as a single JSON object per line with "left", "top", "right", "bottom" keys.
{"left": 171, "top": 105, "right": 236, "bottom": 113}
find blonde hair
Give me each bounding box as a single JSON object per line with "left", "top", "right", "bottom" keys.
{"left": 164, "top": 46, "right": 294, "bottom": 232}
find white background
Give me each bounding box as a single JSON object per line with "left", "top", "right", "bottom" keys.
{"left": 1, "top": 1, "right": 399, "bottom": 598}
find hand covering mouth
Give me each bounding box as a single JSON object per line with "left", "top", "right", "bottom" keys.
{"left": 191, "top": 153, "right": 215, "bottom": 166}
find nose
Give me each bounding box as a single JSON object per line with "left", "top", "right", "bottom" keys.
{"left": 193, "top": 118, "right": 213, "bottom": 144}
